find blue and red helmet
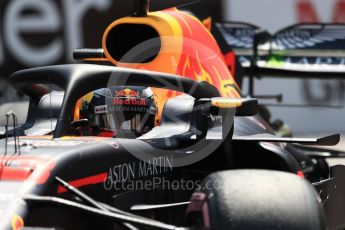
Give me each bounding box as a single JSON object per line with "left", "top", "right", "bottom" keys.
{"left": 79, "top": 86, "right": 157, "bottom": 137}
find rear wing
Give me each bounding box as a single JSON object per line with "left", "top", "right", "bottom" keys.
{"left": 216, "top": 22, "right": 345, "bottom": 78}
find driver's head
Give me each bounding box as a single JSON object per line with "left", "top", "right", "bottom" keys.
{"left": 78, "top": 86, "right": 157, "bottom": 137}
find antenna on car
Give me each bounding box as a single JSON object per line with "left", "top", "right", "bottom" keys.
{"left": 4, "top": 111, "right": 20, "bottom": 165}
{"left": 133, "top": 0, "right": 149, "bottom": 17}
{"left": 49, "top": 73, "right": 53, "bottom": 137}
{"left": 4, "top": 113, "right": 9, "bottom": 158}
{"left": 7, "top": 111, "right": 18, "bottom": 153}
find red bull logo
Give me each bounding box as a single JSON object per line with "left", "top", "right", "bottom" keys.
{"left": 115, "top": 88, "right": 139, "bottom": 97}
{"left": 113, "top": 98, "right": 147, "bottom": 106}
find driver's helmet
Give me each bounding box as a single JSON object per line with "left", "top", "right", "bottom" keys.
{"left": 78, "top": 86, "right": 157, "bottom": 137}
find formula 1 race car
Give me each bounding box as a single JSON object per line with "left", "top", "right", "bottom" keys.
{"left": 0, "top": 0, "right": 344, "bottom": 229}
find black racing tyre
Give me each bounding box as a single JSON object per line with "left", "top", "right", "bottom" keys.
{"left": 186, "top": 170, "right": 325, "bottom": 230}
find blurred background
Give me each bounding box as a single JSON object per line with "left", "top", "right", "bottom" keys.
{"left": 0, "top": 0, "right": 344, "bottom": 136}
{"left": 225, "top": 0, "right": 345, "bottom": 135}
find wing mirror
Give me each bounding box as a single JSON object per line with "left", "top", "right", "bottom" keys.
{"left": 194, "top": 97, "right": 258, "bottom": 140}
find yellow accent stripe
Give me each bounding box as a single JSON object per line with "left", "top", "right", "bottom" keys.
{"left": 211, "top": 98, "right": 243, "bottom": 108}
{"left": 12, "top": 214, "right": 24, "bottom": 230}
